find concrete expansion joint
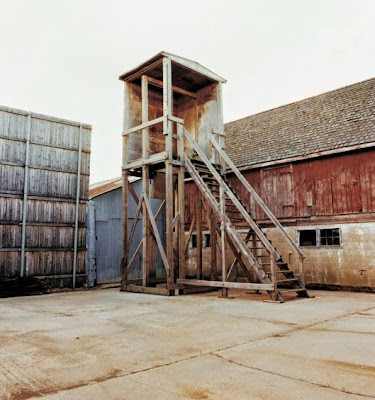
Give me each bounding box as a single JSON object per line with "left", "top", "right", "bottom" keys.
{"left": 124, "top": 304, "right": 375, "bottom": 381}
{"left": 212, "top": 353, "right": 373, "bottom": 399}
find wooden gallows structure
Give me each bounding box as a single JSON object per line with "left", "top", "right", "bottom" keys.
{"left": 120, "top": 52, "right": 310, "bottom": 302}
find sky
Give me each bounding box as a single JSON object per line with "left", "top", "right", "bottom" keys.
{"left": 0, "top": 0, "right": 374, "bottom": 184}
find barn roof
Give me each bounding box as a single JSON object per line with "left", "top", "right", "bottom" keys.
{"left": 89, "top": 176, "right": 139, "bottom": 199}
{"left": 225, "top": 78, "right": 375, "bottom": 169}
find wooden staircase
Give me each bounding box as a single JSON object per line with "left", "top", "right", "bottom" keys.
{"left": 178, "top": 129, "right": 310, "bottom": 303}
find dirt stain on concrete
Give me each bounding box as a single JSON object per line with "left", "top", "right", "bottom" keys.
{"left": 324, "top": 360, "right": 375, "bottom": 376}
{"left": 179, "top": 384, "right": 213, "bottom": 399}
{"left": 9, "top": 369, "right": 123, "bottom": 400}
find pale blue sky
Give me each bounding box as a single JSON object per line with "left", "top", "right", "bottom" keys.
{"left": 0, "top": 0, "right": 374, "bottom": 183}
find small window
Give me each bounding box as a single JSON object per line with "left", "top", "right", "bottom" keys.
{"left": 190, "top": 233, "right": 211, "bottom": 248}
{"left": 299, "top": 230, "right": 317, "bottom": 246}
{"left": 298, "top": 228, "right": 341, "bottom": 247}
{"left": 320, "top": 228, "right": 340, "bottom": 246}
{"left": 191, "top": 235, "right": 197, "bottom": 248}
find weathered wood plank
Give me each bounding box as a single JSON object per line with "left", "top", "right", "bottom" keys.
{"left": 177, "top": 279, "right": 273, "bottom": 291}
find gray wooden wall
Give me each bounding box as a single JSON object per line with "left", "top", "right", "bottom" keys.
{"left": 0, "top": 105, "right": 91, "bottom": 287}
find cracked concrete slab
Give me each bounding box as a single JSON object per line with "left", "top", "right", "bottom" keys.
{"left": 0, "top": 289, "right": 374, "bottom": 399}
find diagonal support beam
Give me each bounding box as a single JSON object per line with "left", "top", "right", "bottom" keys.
{"left": 184, "top": 215, "right": 196, "bottom": 254}
{"left": 123, "top": 239, "right": 143, "bottom": 280}
{"left": 143, "top": 195, "right": 171, "bottom": 275}
{"left": 126, "top": 193, "right": 144, "bottom": 260}
{"left": 227, "top": 228, "right": 254, "bottom": 279}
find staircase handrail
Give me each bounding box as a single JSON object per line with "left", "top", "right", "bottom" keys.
{"left": 209, "top": 133, "right": 305, "bottom": 260}
{"left": 183, "top": 127, "right": 279, "bottom": 259}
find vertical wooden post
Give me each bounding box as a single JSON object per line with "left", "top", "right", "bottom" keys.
{"left": 163, "top": 56, "right": 174, "bottom": 291}
{"left": 196, "top": 192, "right": 203, "bottom": 279}
{"left": 163, "top": 57, "right": 173, "bottom": 158}
{"left": 299, "top": 256, "right": 306, "bottom": 288}
{"left": 270, "top": 253, "right": 277, "bottom": 300}
{"left": 142, "top": 75, "right": 150, "bottom": 287}
{"left": 121, "top": 82, "right": 131, "bottom": 290}
{"left": 142, "top": 75, "right": 149, "bottom": 160}
{"left": 72, "top": 124, "right": 83, "bottom": 289}
{"left": 178, "top": 123, "right": 186, "bottom": 279}
{"left": 210, "top": 210, "right": 217, "bottom": 281}
{"left": 220, "top": 186, "right": 228, "bottom": 297}
{"left": 20, "top": 113, "right": 31, "bottom": 278}
{"left": 121, "top": 172, "right": 129, "bottom": 290}
{"left": 142, "top": 166, "right": 150, "bottom": 287}
{"left": 217, "top": 81, "right": 225, "bottom": 172}
{"left": 165, "top": 161, "right": 174, "bottom": 289}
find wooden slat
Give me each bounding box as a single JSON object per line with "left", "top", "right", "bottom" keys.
{"left": 122, "top": 116, "right": 164, "bottom": 136}
{"left": 122, "top": 151, "right": 168, "bottom": 170}
{"left": 177, "top": 279, "right": 274, "bottom": 291}
{"left": 125, "top": 283, "right": 171, "bottom": 296}
{"left": 147, "top": 76, "right": 198, "bottom": 98}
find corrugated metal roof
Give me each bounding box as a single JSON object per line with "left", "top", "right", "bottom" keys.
{"left": 225, "top": 78, "right": 375, "bottom": 168}
{"left": 89, "top": 176, "right": 140, "bottom": 199}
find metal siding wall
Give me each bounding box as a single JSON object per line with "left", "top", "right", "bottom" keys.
{"left": 0, "top": 106, "right": 91, "bottom": 285}
{"left": 91, "top": 180, "right": 166, "bottom": 284}
{"left": 94, "top": 188, "right": 123, "bottom": 283}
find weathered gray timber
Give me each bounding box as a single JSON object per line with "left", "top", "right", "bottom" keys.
{"left": 0, "top": 105, "right": 91, "bottom": 288}
{"left": 87, "top": 179, "right": 166, "bottom": 285}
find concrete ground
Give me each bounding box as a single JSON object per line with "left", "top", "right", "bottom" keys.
{"left": 0, "top": 288, "right": 374, "bottom": 400}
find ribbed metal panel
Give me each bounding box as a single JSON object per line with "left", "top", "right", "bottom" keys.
{"left": 88, "top": 180, "right": 166, "bottom": 284}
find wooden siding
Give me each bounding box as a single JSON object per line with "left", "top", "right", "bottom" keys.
{"left": 0, "top": 106, "right": 91, "bottom": 286}
{"left": 185, "top": 149, "right": 375, "bottom": 225}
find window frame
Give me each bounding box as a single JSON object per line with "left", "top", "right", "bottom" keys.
{"left": 296, "top": 227, "right": 341, "bottom": 248}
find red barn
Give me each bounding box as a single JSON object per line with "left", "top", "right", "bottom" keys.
{"left": 186, "top": 78, "right": 375, "bottom": 290}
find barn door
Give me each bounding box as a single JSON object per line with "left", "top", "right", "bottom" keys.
{"left": 261, "top": 165, "right": 294, "bottom": 218}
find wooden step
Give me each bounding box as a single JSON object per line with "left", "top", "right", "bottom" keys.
{"left": 277, "top": 278, "right": 299, "bottom": 283}
{"left": 202, "top": 176, "right": 218, "bottom": 181}
{"left": 266, "top": 270, "right": 294, "bottom": 275}
{"left": 259, "top": 261, "right": 285, "bottom": 266}
{"left": 278, "top": 288, "right": 306, "bottom": 293}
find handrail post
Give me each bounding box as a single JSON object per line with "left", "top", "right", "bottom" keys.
{"left": 219, "top": 185, "right": 228, "bottom": 297}
{"left": 270, "top": 253, "right": 277, "bottom": 300}
{"left": 299, "top": 256, "right": 306, "bottom": 288}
